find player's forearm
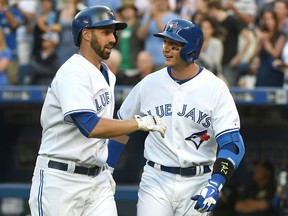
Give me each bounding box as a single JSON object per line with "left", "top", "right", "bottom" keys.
{"left": 88, "top": 117, "right": 138, "bottom": 138}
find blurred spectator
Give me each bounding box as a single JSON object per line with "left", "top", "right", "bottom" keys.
{"left": 222, "top": 0, "right": 258, "bottom": 27}
{"left": 253, "top": 9, "right": 286, "bottom": 87}
{"left": 222, "top": 0, "right": 258, "bottom": 71}
{"left": 137, "top": 0, "right": 179, "bottom": 70}
{"left": 32, "top": 0, "right": 60, "bottom": 56}
{"left": 121, "top": 50, "right": 155, "bottom": 85}
{"left": 135, "top": 0, "right": 177, "bottom": 16}
{"left": 85, "top": 0, "right": 121, "bottom": 11}
{"left": 55, "top": 0, "right": 81, "bottom": 65}
{"left": 194, "top": 0, "right": 209, "bottom": 16}
{"left": 135, "top": 50, "right": 154, "bottom": 79}
{"left": 105, "top": 49, "right": 122, "bottom": 74}
{"left": 275, "top": 166, "right": 288, "bottom": 216}
{"left": 105, "top": 49, "right": 153, "bottom": 86}
{"left": 197, "top": 16, "right": 224, "bottom": 76}
{"left": 0, "top": 0, "right": 24, "bottom": 85}
{"left": 23, "top": 31, "right": 60, "bottom": 85}
{"left": 55, "top": 0, "right": 85, "bottom": 11}
{"left": 207, "top": 0, "right": 252, "bottom": 86}
{"left": 0, "top": 28, "right": 12, "bottom": 85}
{"left": 16, "top": 0, "right": 38, "bottom": 63}
{"left": 179, "top": 0, "right": 196, "bottom": 20}
{"left": 191, "top": 10, "right": 206, "bottom": 26}
{"left": 234, "top": 160, "right": 277, "bottom": 216}
{"left": 168, "top": 0, "right": 177, "bottom": 11}
{"left": 255, "top": 0, "right": 275, "bottom": 26}
{"left": 179, "top": 0, "right": 209, "bottom": 21}
{"left": 257, "top": 0, "right": 275, "bottom": 11}
{"left": 237, "top": 56, "right": 259, "bottom": 88}
{"left": 104, "top": 48, "right": 126, "bottom": 85}
{"left": 273, "top": 0, "right": 288, "bottom": 36}
{"left": 16, "top": 0, "right": 38, "bottom": 84}
{"left": 279, "top": 38, "right": 288, "bottom": 66}
{"left": 188, "top": 0, "right": 210, "bottom": 23}
{"left": 134, "top": 0, "right": 149, "bottom": 16}
{"left": 105, "top": 49, "right": 154, "bottom": 86}
{"left": 134, "top": 0, "right": 150, "bottom": 16}
{"left": 115, "top": 0, "right": 144, "bottom": 74}
{"left": 273, "top": 39, "right": 288, "bottom": 88}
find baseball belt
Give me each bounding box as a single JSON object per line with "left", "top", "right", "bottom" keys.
{"left": 147, "top": 161, "right": 211, "bottom": 177}
{"left": 48, "top": 160, "right": 102, "bottom": 177}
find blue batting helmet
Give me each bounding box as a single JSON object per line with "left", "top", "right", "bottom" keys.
{"left": 72, "top": 6, "right": 127, "bottom": 46}
{"left": 153, "top": 18, "right": 203, "bottom": 63}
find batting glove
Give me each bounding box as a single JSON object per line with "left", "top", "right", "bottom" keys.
{"left": 191, "top": 179, "right": 223, "bottom": 213}
{"left": 135, "top": 115, "right": 166, "bottom": 138}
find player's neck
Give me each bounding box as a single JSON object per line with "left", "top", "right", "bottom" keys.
{"left": 79, "top": 50, "right": 102, "bottom": 70}
{"left": 171, "top": 63, "right": 200, "bottom": 80}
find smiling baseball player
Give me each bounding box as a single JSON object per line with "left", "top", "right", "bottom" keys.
{"left": 28, "top": 6, "right": 165, "bottom": 216}
{"left": 107, "top": 17, "right": 245, "bottom": 216}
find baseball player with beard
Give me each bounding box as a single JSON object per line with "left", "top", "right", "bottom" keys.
{"left": 28, "top": 6, "right": 166, "bottom": 216}
{"left": 107, "top": 17, "right": 245, "bottom": 215}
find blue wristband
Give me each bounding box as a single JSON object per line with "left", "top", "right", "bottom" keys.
{"left": 211, "top": 173, "right": 226, "bottom": 187}
{"left": 107, "top": 140, "right": 126, "bottom": 168}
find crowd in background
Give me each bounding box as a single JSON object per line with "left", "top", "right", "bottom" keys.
{"left": 1, "top": 0, "right": 288, "bottom": 88}
{"left": 1, "top": 0, "right": 288, "bottom": 215}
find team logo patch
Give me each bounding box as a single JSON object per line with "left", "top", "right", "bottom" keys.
{"left": 106, "top": 10, "right": 115, "bottom": 19}
{"left": 167, "top": 22, "right": 178, "bottom": 31}
{"left": 185, "top": 130, "right": 210, "bottom": 150}
{"left": 169, "top": 22, "right": 178, "bottom": 28}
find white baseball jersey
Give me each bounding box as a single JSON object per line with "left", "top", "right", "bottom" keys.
{"left": 119, "top": 67, "right": 240, "bottom": 216}
{"left": 118, "top": 67, "right": 240, "bottom": 167}
{"left": 39, "top": 54, "right": 116, "bottom": 166}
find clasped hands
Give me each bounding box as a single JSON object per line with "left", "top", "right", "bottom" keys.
{"left": 135, "top": 115, "right": 166, "bottom": 138}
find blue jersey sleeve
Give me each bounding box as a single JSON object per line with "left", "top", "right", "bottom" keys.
{"left": 70, "top": 112, "right": 100, "bottom": 137}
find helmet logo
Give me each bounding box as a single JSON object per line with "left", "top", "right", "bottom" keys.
{"left": 106, "top": 10, "right": 116, "bottom": 20}
{"left": 167, "top": 21, "right": 178, "bottom": 31}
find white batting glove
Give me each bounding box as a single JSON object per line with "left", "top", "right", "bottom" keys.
{"left": 191, "top": 179, "right": 223, "bottom": 213}
{"left": 135, "top": 115, "right": 166, "bottom": 138}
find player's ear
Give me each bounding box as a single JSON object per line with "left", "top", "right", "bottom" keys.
{"left": 113, "top": 32, "right": 118, "bottom": 46}
{"left": 81, "top": 28, "right": 92, "bottom": 44}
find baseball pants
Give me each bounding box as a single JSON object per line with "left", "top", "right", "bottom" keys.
{"left": 137, "top": 164, "right": 212, "bottom": 216}
{"left": 29, "top": 156, "right": 117, "bottom": 216}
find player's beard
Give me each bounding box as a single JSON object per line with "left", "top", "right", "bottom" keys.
{"left": 90, "top": 33, "right": 112, "bottom": 60}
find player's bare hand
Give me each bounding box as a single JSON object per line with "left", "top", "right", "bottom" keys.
{"left": 135, "top": 115, "right": 166, "bottom": 138}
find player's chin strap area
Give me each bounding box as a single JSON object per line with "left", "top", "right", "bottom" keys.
{"left": 36, "top": 155, "right": 107, "bottom": 177}
{"left": 147, "top": 161, "right": 212, "bottom": 177}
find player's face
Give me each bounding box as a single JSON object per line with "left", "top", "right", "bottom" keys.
{"left": 162, "top": 38, "right": 184, "bottom": 67}
{"left": 90, "top": 26, "right": 116, "bottom": 60}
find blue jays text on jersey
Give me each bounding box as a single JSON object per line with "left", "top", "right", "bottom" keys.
{"left": 95, "top": 91, "right": 111, "bottom": 111}
{"left": 147, "top": 103, "right": 212, "bottom": 128}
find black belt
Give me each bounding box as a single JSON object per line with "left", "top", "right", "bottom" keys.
{"left": 147, "top": 161, "right": 211, "bottom": 177}
{"left": 48, "top": 160, "right": 102, "bottom": 177}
